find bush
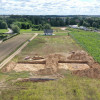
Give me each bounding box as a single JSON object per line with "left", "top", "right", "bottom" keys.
{"left": 44, "top": 23, "right": 51, "bottom": 29}
{"left": 0, "top": 20, "right": 8, "bottom": 29}
{"left": 11, "top": 24, "right": 20, "bottom": 33}
{"left": 38, "top": 24, "right": 43, "bottom": 30}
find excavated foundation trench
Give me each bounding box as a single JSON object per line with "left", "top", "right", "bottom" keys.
{"left": 2, "top": 51, "right": 100, "bottom": 79}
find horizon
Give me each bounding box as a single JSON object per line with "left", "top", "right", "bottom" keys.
{"left": 0, "top": 15, "right": 100, "bottom": 16}
{"left": 0, "top": 0, "right": 100, "bottom": 15}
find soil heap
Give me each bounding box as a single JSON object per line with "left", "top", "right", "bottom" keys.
{"left": 68, "top": 51, "right": 100, "bottom": 79}
{"left": 67, "top": 50, "right": 94, "bottom": 66}
{"left": 38, "top": 54, "right": 65, "bottom": 75}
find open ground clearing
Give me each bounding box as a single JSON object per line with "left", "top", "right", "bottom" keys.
{"left": 14, "top": 32, "right": 81, "bottom": 61}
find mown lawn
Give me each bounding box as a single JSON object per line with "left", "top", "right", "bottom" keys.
{"left": 0, "top": 29, "right": 8, "bottom": 33}
{"left": 1, "top": 72, "right": 100, "bottom": 100}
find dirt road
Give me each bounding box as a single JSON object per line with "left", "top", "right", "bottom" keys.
{"left": 6, "top": 28, "right": 13, "bottom": 34}
{"left": 0, "top": 34, "right": 33, "bottom": 62}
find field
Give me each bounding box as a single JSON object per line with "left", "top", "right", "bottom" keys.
{"left": 0, "top": 29, "right": 9, "bottom": 40}
{"left": 0, "top": 34, "right": 33, "bottom": 62}
{"left": 0, "top": 29, "right": 8, "bottom": 33}
{"left": 69, "top": 28, "right": 100, "bottom": 63}
{"left": 1, "top": 72, "right": 100, "bottom": 100}
{"left": 14, "top": 32, "right": 81, "bottom": 61}
{"left": 20, "top": 29, "right": 43, "bottom": 34}
{"left": 1, "top": 27, "right": 100, "bottom": 100}
{"left": 20, "top": 27, "right": 69, "bottom": 34}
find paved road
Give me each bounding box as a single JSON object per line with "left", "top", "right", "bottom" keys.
{"left": 0, "top": 34, "right": 33, "bottom": 62}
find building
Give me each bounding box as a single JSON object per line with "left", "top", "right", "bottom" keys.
{"left": 44, "top": 29, "right": 53, "bottom": 35}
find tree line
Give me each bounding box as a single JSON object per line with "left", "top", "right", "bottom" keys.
{"left": 1, "top": 15, "right": 100, "bottom": 33}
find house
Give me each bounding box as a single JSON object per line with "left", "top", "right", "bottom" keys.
{"left": 44, "top": 29, "right": 53, "bottom": 35}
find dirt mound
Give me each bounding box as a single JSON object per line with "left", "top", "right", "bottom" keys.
{"left": 91, "top": 62, "right": 100, "bottom": 68}
{"left": 45, "top": 54, "right": 59, "bottom": 73}
{"left": 68, "top": 51, "right": 94, "bottom": 66}
{"left": 68, "top": 51, "right": 100, "bottom": 79}
{"left": 37, "top": 54, "right": 66, "bottom": 75}
{"left": 46, "top": 54, "right": 66, "bottom": 71}
{"left": 72, "top": 68, "right": 100, "bottom": 79}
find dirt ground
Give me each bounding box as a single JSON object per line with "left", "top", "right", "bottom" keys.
{"left": 2, "top": 63, "right": 90, "bottom": 73}
{"left": 60, "top": 27, "right": 66, "bottom": 30}
{"left": 2, "top": 50, "right": 100, "bottom": 79}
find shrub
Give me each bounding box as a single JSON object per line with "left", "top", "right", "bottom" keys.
{"left": 11, "top": 24, "right": 20, "bottom": 33}
{"left": 44, "top": 23, "right": 51, "bottom": 29}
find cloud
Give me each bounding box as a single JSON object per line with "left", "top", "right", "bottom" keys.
{"left": 0, "top": 0, "right": 100, "bottom": 15}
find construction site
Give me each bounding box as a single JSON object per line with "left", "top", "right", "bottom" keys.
{"left": 2, "top": 50, "right": 100, "bottom": 81}
{"left": 1, "top": 27, "right": 100, "bottom": 100}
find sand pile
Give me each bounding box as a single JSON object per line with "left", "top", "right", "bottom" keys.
{"left": 67, "top": 50, "right": 94, "bottom": 66}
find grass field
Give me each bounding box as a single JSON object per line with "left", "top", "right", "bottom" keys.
{"left": 14, "top": 32, "right": 81, "bottom": 61}
{"left": 20, "top": 29, "right": 43, "bottom": 34}
{"left": 0, "top": 29, "right": 8, "bottom": 33}
{"left": 20, "top": 27, "right": 68, "bottom": 34}
{"left": 69, "top": 28, "right": 100, "bottom": 63}
{"left": 1, "top": 72, "right": 100, "bottom": 100}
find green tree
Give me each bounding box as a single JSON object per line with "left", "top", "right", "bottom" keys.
{"left": 38, "top": 24, "right": 43, "bottom": 30}
{"left": 11, "top": 24, "right": 20, "bottom": 33}
{"left": 0, "top": 21, "right": 8, "bottom": 29}
{"left": 44, "top": 24, "right": 51, "bottom": 29}
{"left": 13, "top": 22, "right": 22, "bottom": 29}
{"left": 83, "top": 21, "right": 90, "bottom": 27}
{"left": 92, "top": 22, "right": 98, "bottom": 28}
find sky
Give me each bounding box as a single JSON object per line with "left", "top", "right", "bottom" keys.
{"left": 0, "top": 0, "right": 100, "bottom": 15}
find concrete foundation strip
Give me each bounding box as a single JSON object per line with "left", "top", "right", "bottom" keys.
{"left": 0, "top": 33, "right": 38, "bottom": 69}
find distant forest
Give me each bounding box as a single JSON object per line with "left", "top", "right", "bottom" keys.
{"left": 0, "top": 15, "right": 100, "bottom": 32}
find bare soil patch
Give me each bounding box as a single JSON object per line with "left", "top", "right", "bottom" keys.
{"left": 72, "top": 68, "right": 100, "bottom": 79}
{"left": 68, "top": 51, "right": 100, "bottom": 79}
{"left": 2, "top": 50, "right": 100, "bottom": 79}
{"left": 60, "top": 27, "right": 66, "bottom": 30}
{"left": 67, "top": 50, "right": 94, "bottom": 66}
